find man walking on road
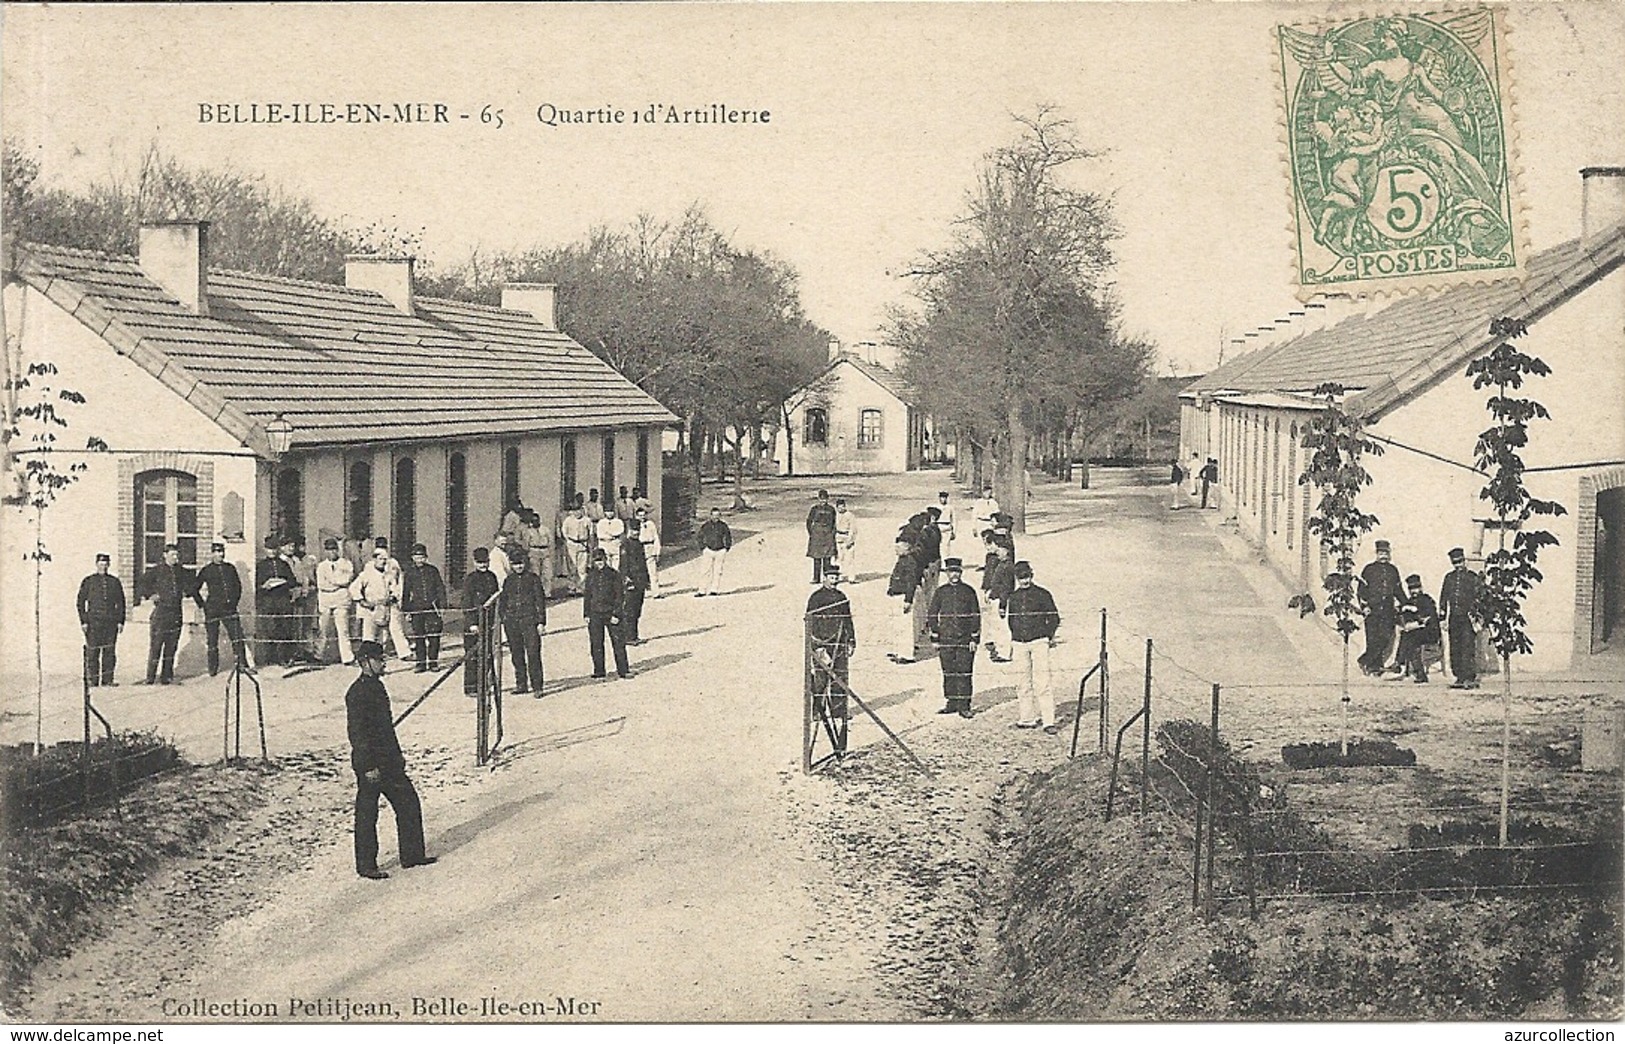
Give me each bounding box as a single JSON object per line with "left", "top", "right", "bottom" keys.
{"left": 696, "top": 507, "right": 732, "bottom": 597}
{"left": 935, "top": 490, "right": 958, "bottom": 562}
{"left": 1439, "top": 547, "right": 1485, "bottom": 690}
{"left": 77, "top": 552, "right": 125, "bottom": 687}
{"left": 583, "top": 547, "right": 632, "bottom": 679}
{"left": 806, "top": 564, "right": 856, "bottom": 753}
{"left": 499, "top": 553, "right": 547, "bottom": 695}
{"left": 194, "top": 542, "right": 253, "bottom": 677}
{"left": 927, "top": 558, "right": 981, "bottom": 718}
{"left": 1006, "top": 562, "right": 1062, "bottom": 734}
{"left": 806, "top": 489, "right": 838, "bottom": 583}
{"left": 833, "top": 498, "right": 857, "bottom": 579}
{"left": 346, "top": 641, "right": 434, "bottom": 880}
{"left": 1200, "top": 458, "right": 1219, "bottom": 510}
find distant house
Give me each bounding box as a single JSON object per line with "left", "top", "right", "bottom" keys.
{"left": 2, "top": 220, "right": 676, "bottom": 685}
{"left": 774, "top": 340, "right": 929, "bottom": 476}
{"left": 1178, "top": 168, "right": 1625, "bottom": 669}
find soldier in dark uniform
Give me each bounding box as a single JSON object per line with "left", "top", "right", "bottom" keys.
{"left": 886, "top": 537, "right": 922, "bottom": 663}
{"left": 927, "top": 558, "right": 982, "bottom": 718}
{"left": 460, "top": 546, "right": 501, "bottom": 696}
{"left": 910, "top": 507, "right": 943, "bottom": 657}
{"left": 805, "top": 563, "right": 856, "bottom": 753}
{"left": 1439, "top": 547, "right": 1485, "bottom": 689}
{"left": 1393, "top": 573, "right": 1441, "bottom": 684}
{"left": 1356, "top": 539, "right": 1404, "bottom": 675}
{"left": 582, "top": 547, "right": 632, "bottom": 679}
{"left": 194, "top": 541, "right": 253, "bottom": 677}
{"left": 76, "top": 552, "right": 126, "bottom": 687}
{"left": 619, "top": 521, "right": 650, "bottom": 644}
{"left": 499, "top": 553, "right": 547, "bottom": 695}
{"left": 401, "top": 544, "right": 446, "bottom": 673}
{"left": 255, "top": 535, "right": 297, "bottom": 665}
{"left": 346, "top": 640, "right": 434, "bottom": 880}
{"left": 137, "top": 544, "right": 192, "bottom": 685}
{"left": 806, "top": 489, "right": 838, "bottom": 583}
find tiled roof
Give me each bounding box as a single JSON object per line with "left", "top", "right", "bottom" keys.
{"left": 13, "top": 242, "right": 678, "bottom": 451}
{"left": 1181, "top": 222, "right": 1625, "bottom": 419}
{"left": 846, "top": 356, "right": 915, "bottom": 404}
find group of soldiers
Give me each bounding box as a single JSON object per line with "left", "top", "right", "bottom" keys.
{"left": 1355, "top": 540, "right": 1487, "bottom": 688}
{"left": 803, "top": 485, "right": 1065, "bottom": 754}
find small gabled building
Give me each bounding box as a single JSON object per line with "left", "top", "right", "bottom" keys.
{"left": 1179, "top": 169, "right": 1625, "bottom": 669}
{"left": 774, "top": 340, "right": 928, "bottom": 476}
{"left": 2, "top": 221, "right": 676, "bottom": 686}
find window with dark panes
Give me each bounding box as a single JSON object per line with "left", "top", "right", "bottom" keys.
{"left": 446, "top": 452, "right": 468, "bottom": 585}
{"left": 393, "top": 456, "right": 417, "bottom": 553}
{"left": 502, "top": 445, "right": 522, "bottom": 512}
{"left": 600, "top": 434, "right": 615, "bottom": 496}
{"left": 134, "top": 470, "right": 199, "bottom": 579}
{"left": 804, "top": 408, "right": 829, "bottom": 445}
{"left": 561, "top": 438, "right": 577, "bottom": 507}
{"left": 275, "top": 466, "right": 303, "bottom": 546}
{"left": 346, "top": 460, "right": 373, "bottom": 541}
{"left": 636, "top": 431, "right": 650, "bottom": 494}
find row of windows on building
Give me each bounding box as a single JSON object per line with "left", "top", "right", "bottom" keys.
{"left": 1217, "top": 407, "right": 1326, "bottom": 580}
{"left": 803, "top": 407, "right": 885, "bottom": 448}
{"left": 134, "top": 431, "right": 653, "bottom": 588}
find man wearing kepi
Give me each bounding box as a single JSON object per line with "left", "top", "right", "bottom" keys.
{"left": 194, "top": 541, "right": 253, "bottom": 677}
{"left": 139, "top": 544, "right": 191, "bottom": 685}
{"left": 806, "top": 489, "right": 838, "bottom": 584}
{"left": 927, "top": 558, "right": 981, "bottom": 718}
{"left": 1006, "top": 561, "right": 1062, "bottom": 734}
{"left": 346, "top": 640, "right": 434, "bottom": 880}
{"left": 77, "top": 552, "right": 126, "bottom": 687}
{"left": 805, "top": 563, "right": 856, "bottom": 753}
{"left": 1393, "top": 573, "right": 1441, "bottom": 684}
{"left": 1439, "top": 547, "right": 1485, "bottom": 690}
{"left": 1356, "top": 539, "right": 1403, "bottom": 675}
{"left": 460, "top": 547, "right": 500, "bottom": 697}
{"left": 583, "top": 547, "right": 632, "bottom": 679}
{"left": 499, "top": 552, "right": 547, "bottom": 695}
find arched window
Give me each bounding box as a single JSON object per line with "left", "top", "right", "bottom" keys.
{"left": 804, "top": 408, "right": 829, "bottom": 445}
{"left": 346, "top": 459, "right": 373, "bottom": 541}
{"left": 446, "top": 452, "right": 468, "bottom": 585}
{"left": 393, "top": 456, "right": 417, "bottom": 553}
{"left": 857, "top": 409, "right": 883, "bottom": 447}
{"left": 275, "top": 466, "right": 303, "bottom": 547}
{"left": 636, "top": 430, "right": 651, "bottom": 494}
{"left": 560, "top": 438, "right": 577, "bottom": 507}
{"left": 600, "top": 434, "right": 615, "bottom": 496}
{"left": 135, "top": 469, "right": 199, "bottom": 577}
{"left": 502, "top": 445, "right": 522, "bottom": 512}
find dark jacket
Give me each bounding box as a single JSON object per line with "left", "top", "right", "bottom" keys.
{"left": 500, "top": 570, "right": 548, "bottom": 627}
{"left": 987, "top": 560, "right": 1016, "bottom": 608}
{"left": 256, "top": 554, "right": 296, "bottom": 608}
{"left": 193, "top": 561, "right": 243, "bottom": 618}
{"left": 138, "top": 562, "right": 193, "bottom": 619}
{"left": 1439, "top": 567, "right": 1485, "bottom": 622}
{"left": 806, "top": 502, "right": 838, "bottom": 558}
{"left": 886, "top": 554, "right": 921, "bottom": 601}
{"left": 927, "top": 580, "right": 982, "bottom": 646}
{"left": 402, "top": 563, "right": 446, "bottom": 613}
{"left": 77, "top": 572, "right": 127, "bottom": 624}
{"left": 582, "top": 565, "right": 624, "bottom": 617}
{"left": 345, "top": 673, "right": 404, "bottom": 776}
{"left": 698, "top": 518, "right": 733, "bottom": 552}
{"left": 913, "top": 513, "right": 941, "bottom": 566}
{"left": 619, "top": 536, "right": 650, "bottom": 589}
{"left": 460, "top": 568, "right": 501, "bottom": 631}
{"left": 1006, "top": 584, "right": 1061, "bottom": 642}
{"left": 1400, "top": 591, "right": 1441, "bottom": 645}
{"left": 1359, "top": 561, "right": 1404, "bottom": 616}
{"left": 806, "top": 585, "right": 856, "bottom": 650}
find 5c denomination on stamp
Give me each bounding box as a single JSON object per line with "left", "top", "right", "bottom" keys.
{"left": 1278, "top": 9, "right": 1521, "bottom": 295}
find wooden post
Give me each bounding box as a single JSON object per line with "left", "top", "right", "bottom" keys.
{"left": 1098, "top": 608, "right": 1109, "bottom": 754}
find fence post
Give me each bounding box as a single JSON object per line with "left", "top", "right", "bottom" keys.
{"left": 1191, "top": 793, "right": 1204, "bottom": 910}
{"left": 1097, "top": 608, "right": 1109, "bottom": 754}
{"left": 82, "top": 653, "right": 92, "bottom": 810}
{"left": 1205, "top": 682, "right": 1220, "bottom": 916}
{"left": 802, "top": 617, "right": 813, "bottom": 775}
{"left": 1141, "top": 638, "right": 1151, "bottom": 817}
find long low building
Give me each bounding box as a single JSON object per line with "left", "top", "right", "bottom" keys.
{"left": 1179, "top": 169, "right": 1625, "bottom": 671}
{"left": 2, "top": 220, "right": 676, "bottom": 687}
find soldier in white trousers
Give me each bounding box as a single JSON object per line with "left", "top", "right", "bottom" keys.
{"left": 1005, "top": 561, "right": 1062, "bottom": 734}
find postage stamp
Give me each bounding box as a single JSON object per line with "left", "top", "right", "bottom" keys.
{"left": 1278, "top": 9, "right": 1522, "bottom": 295}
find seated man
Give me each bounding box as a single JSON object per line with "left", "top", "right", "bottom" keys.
{"left": 1392, "top": 573, "right": 1442, "bottom": 684}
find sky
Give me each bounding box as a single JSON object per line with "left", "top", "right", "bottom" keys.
{"left": 3, "top": 2, "right": 1622, "bottom": 376}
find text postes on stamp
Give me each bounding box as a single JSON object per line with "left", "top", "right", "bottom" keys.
{"left": 1278, "top": 9, "right": 1521, "bottom": 295}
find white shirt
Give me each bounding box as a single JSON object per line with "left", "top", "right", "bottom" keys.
{"left": 596, "top": 516, "right": 626, "bottom": 546}
{"left": 316, "top": 557, "right": 355, "bottom": 610}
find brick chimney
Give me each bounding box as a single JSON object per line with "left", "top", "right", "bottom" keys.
{"left": 138, "top": 220, "right": 210, "bottom": 314}
{"left": 1582, "top": 166, "right": 1625, "bottom": 246}
{"left": 344, "top": 254, "right": 415, "bottom": 315}
{"left": 501, "top": 283, "right": 557, "bottom": 330}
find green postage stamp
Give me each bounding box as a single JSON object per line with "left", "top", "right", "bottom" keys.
{"left": 1278, "top": 9, "right": 1521, "bottom": 294}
